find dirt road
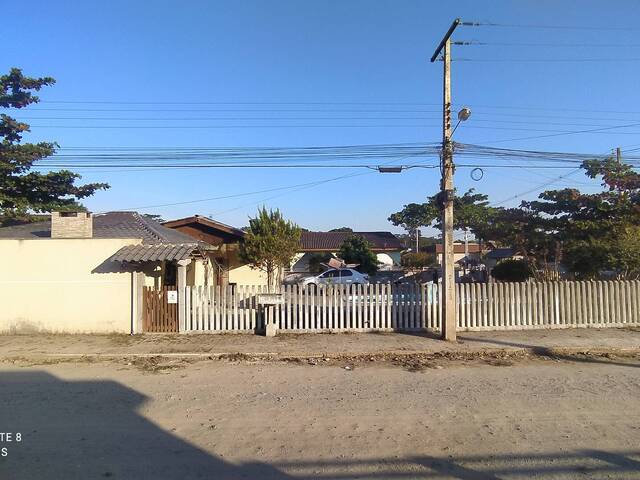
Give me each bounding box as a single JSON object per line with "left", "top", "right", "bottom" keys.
{"left": 1, "top": 355, "right": 639, "bottom": 479}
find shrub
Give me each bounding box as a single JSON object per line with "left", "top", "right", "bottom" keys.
{"left": 491, "top": 259, "right": 532, "bottom": 282}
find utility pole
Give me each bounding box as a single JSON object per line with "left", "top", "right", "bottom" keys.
{"left": 416, "top": 228, "right": 420, "bottom": 253}
{"left": 616, "top": 146, "right": 622, "bottom": 163}
{"left": 431, "top": 19, "right": 461, "bottom": 341}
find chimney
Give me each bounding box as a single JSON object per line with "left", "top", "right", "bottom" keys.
{"left": 51, "top": 211, "right": 93, "bottom": 239}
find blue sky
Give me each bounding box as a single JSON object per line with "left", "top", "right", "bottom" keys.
{"left": 2, "top": 0, "right": 640, "bottom": 234}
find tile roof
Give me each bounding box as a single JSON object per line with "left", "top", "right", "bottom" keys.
{"left": 0, "top": 211, "right": 200, "bottom": 245}
{"left": 111, "top": 244, "right": 200, "bottom": 263}
{"left": 162, "top": 215, "right": 246, "bottom": 239}
{"left": 300, "top": 231, "right": 403, "bottom": 251}
{"left": 486, "top": 248, "right": 517, "bottom": 259}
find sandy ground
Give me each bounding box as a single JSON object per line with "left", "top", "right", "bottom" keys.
{"left": 1, "top": 353, "right": 640, "bottom": 479}
{"left": 1, "top": 327, "right": 639, "bottom": 359}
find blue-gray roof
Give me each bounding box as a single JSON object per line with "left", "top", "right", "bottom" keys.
{"left": 0, "top": 211, "right": 199, "bottom": 245}
{"left": 486, "top": 248, "right": 517, "bottom": 259}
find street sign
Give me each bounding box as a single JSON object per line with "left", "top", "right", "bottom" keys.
{"left": 167, "top": 290, "right": 178, "bottom": 304}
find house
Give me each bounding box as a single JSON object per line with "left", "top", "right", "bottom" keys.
{"left": 290, "top": 231, "right": 404, "bottom": 273}
{"left": 162, "top": 215, "right": 268, "bottom": 286}
{"left": 163, "top": 218, "right": 405, "bottom": 281}
{"left": 0, "top": 211, "right": 215, "bottom": 334}
{"left": 426, "top": 242, "right": 483, "bottom": 266}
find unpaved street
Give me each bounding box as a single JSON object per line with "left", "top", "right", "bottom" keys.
{"left": 1, "top": 356, "right": 640, "bottom": 479}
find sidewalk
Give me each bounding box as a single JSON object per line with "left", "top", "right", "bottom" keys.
{"left": 1, "top": 327, "right": 639, "bottom": 361}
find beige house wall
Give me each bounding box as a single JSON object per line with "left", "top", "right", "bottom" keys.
{"left": 0, "top": 238, "right": 142, "bottom": 334}
{"left": 228, "top": 264, "right": 269, "bottom": 286}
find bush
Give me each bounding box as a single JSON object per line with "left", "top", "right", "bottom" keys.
{"left": 307, "top": 252, "right": 333, "bottom": 273}
{"left": 401, "top": 252, "right": 436, "bottom": 271}
{"left": 338, "top": 235, "right": 378, "bottom": 275}
{"left": 491, "top": 259, "right": 532, "bottom": 282}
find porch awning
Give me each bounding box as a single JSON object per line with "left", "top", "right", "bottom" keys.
{"left": 112, "top": 243, "right": 201, "bottom": 263}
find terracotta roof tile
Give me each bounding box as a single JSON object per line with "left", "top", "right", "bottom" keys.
{"left": 300, "top": 231, "right": 403, "bottom": 251}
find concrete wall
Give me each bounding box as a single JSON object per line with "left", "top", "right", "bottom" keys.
{"left": 0, "top": 238, "right": 141, "bottom": 334}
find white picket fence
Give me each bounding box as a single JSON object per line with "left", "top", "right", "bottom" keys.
{"left": 182, "top": 280, "right": 640, "bottom": 333}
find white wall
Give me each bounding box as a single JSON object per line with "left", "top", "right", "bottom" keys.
{"left": 0, "top": 238, "right": 141, "bottom": 334}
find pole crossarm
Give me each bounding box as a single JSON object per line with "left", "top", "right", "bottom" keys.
{"left": 430, "top": 18, "right": 461, "bottom": 63}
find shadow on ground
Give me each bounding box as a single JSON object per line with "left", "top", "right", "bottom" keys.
{"left": 459, "top": 335, "right": 640, "bottom": 368}
{"left": 1, "top": 371, "right": 638, "bottom": 479}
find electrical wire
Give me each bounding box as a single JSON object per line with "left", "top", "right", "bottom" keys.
{"left": 491, "top": 168, "right": 584, "bottom": 206}
{"left": 468, "top": 21, "right": 640, "bottom": 32}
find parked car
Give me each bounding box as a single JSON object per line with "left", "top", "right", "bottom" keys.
{"left": 298, "top": 268, "right": 369, "bottom": 287}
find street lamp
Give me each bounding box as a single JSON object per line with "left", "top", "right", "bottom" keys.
{"left": 451, "top": 106, "right": 472, "bottom": 137}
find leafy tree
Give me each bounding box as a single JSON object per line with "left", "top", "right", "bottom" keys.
{"left": 239, "top": 207, "right": 301, "bottom": 289}
{"left": 307, "top": 252, "right": 334, "bottom": 273}
{"left": 523, "top": 158, "right": 640, "bottom": 279}
{"left": 143, "top": 213, "right": 165, "bottom": 223}
{"left": 329, "top": 227, "right": 353, "bottom": 232}
{"left": 388, "top": 203, "right": 436, "bottom": 244}
{"left": 491, "top": 259, "right": 532, "bottom": 282}
{"left": 388, "top": 189, "right": 494, "bottom": 239}
{"left": 338, "top": 235, "right": 378, "bottom": 275}
{"left": 401, "top": 252, "right": 436, "bottom": 272}
{"left": 0, "top": 68, "right": 108, "bottom": 225}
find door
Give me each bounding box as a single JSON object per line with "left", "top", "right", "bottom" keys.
{"left": 336, "top": 269, "right": 353, "bottom": 285}
{"left": 143, "top": 287, "right": 178, "bottom": 332}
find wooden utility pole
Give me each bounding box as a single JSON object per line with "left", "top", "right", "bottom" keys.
{"left": 616, "top": 146, "right": 622, "bottom": 163}
{"left": 431, "top": 19, "right": 460, "bottom": 341}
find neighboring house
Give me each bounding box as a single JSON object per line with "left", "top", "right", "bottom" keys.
{"left": 0, "top": 211, "right": 213, "bottom": 334}
{"left": 290, "top": 231, "right": 404, "bottom": 273}
{"left": 426, "top": 242, "right": 483, "bottom": 267}
{"left": 162, "top": 215, "right": 268, "bottom": 286}
{"left": 163, "top": 219, "right": 405, "bottom": 282}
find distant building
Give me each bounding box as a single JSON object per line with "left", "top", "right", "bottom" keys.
{"left": 290, "top": 231, "right": 404, "bottom": 273}
{"left": 425, "top": 242, "right": 483, "bottom": 266}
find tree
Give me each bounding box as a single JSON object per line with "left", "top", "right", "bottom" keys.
{"left": 239, "top": 207, "right": 301, "bottom": 289}
{"left": 388, "top": 189, "right": 494, "bottom": 240}
{"left": 307, "top": 252, "right": 333, "bottom": 273}
{"left": 143, "top": 214, "right": 165, "bottom": 223}
{"left": 337, "top": 235, "right": 378, "bottom": 275}
{"left": 329, "top": 227, "right": 353, "bottom": 232}
{"left": 491, "top": 259, "right": 532, "bottom": 282}
{"left": 521, "top": 157, "right": 640, "bottom": 279}
{"left": 0, "top": 68, "right": 108, "bottom": 225}
{"left": 388, "top": 202, "right": 436, "bottom": 250}
{"left": 401, "top": 252, "right": 436, "bottom": 273}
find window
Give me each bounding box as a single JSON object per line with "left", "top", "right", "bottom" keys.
{"left": 339, "top": 270, "right": 353, "bottom": 277}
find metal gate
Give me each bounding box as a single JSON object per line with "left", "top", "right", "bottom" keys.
{"left": 143, "top": 287, "right": 178, "bottom": 332}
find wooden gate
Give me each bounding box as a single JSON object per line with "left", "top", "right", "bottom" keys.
{"left": 143, "top": 287, "right": 178, "bottom": 332}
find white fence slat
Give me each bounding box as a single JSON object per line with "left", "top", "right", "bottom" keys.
{"left": 178, "top": 279, "right": 639, "bottom": 334}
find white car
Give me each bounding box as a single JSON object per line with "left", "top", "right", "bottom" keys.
{"left": 299, "top": 268, "right": 369, "bottom": 287}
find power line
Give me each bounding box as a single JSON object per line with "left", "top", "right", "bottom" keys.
{"left": 467, "top": 21, "right": 640, "bottom": 32}
{"left": 468, "top": 121, "right": 640, "bottom": 144}
{"left": 108, "top": 173, "right": 371, "bottom": 211}
{"left": 38, "top": 100, "right": 445, "bottom": 106}
{"left": 491, "top": 168, "right": 584, "bottom": 206}
{"left": 456, "top": 41, "right": 640, "bottom": 48}
{"left": 455, "top": 57, "right": 640, "bottom": 63}
{"left": 16, "top": 116, "right": 640, "bottom": 129}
